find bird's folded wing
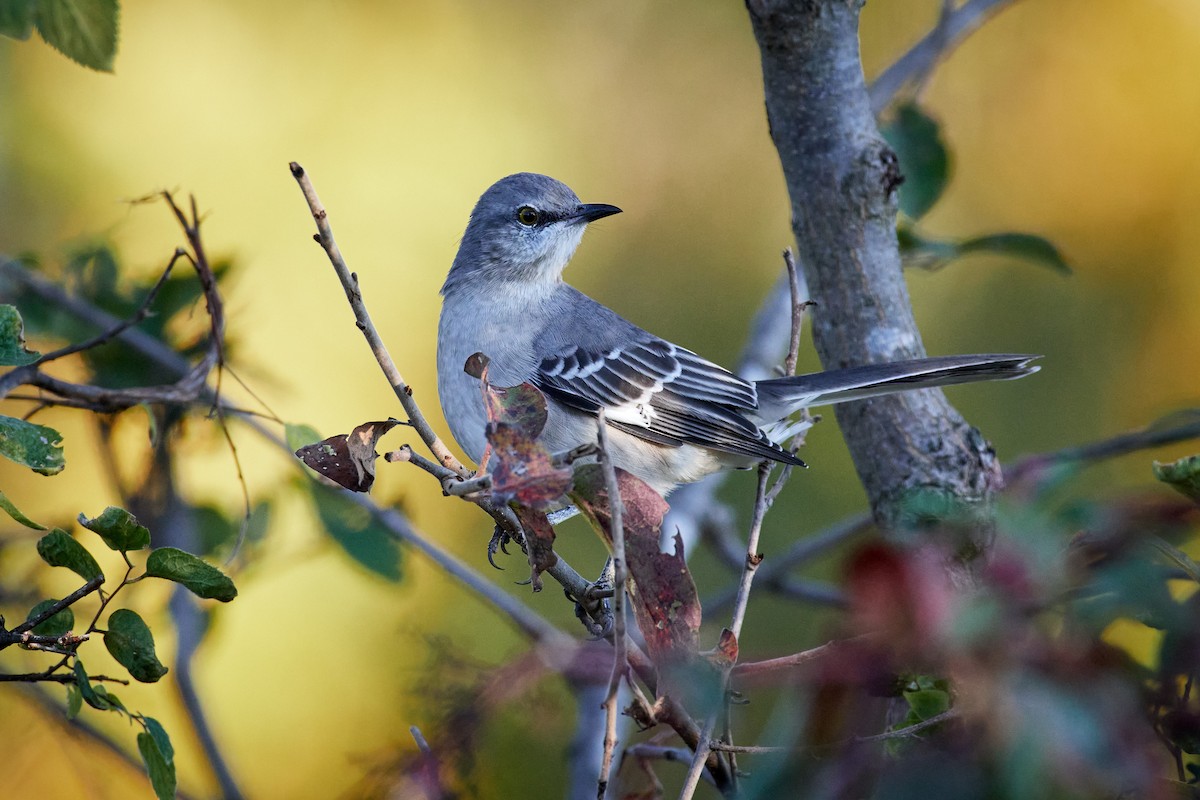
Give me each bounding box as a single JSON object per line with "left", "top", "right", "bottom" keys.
{"left": 534, "top": 338, "right": 802, "bottom": 464}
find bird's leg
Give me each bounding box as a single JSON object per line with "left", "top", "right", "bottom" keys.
{"left": 486, "top": 520, "right": 526, "bottom": 569}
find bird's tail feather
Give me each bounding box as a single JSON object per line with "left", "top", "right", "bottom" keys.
{"left": 753, "top": 354, "right": 1040, "bottom": 420}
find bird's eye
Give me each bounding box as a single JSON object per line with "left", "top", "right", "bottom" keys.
{"left": 516, "top": 206, "right": 540, "bottom": 227}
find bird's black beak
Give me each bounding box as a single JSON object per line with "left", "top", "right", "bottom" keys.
{"left": 573, "top": 203, "right": 622, "bottom": 223}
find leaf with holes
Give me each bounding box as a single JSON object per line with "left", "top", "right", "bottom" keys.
{"left": 295, "top": 419, "right": 400, "bottom": 493}
{"left": 0, "top": 415, "right": 64, "bottom": 475}
{"left": 469, "top": 353, "right": 570, "bottom": 508}
{"left": 572, "top": 465, "right": 701, "bottom": 668}
{"left": 0, "top": 304, "right": 40, "bottom": 365}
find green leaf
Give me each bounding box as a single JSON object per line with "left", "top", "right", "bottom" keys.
{"left": 1153, "top": 454, "right": 1200, "bottom": 504}
{"left": 92, "top": 684, "right": 126, "bottom": 713}
{"left": 285, "top": 422, "right": 322, "bottom": 452}
{"left": 957, "top": 232, "right": 1072, "bottom": 275}
{"left": 138, "top": 730, "right": 177, "bottom": 800}
{"left": 66, "top": 682, "right": 82, "bottom": 719}
{"left": 0, "top": 414, "right": 64, "bottom": 475}
{"left": 73, "top": 659, "right": 97, "bottom": 705}
{"left": 26, "top": 599, "right": 74, "bottom": 636}
{"left": 899, "top": 225, "right": 1071, "bottom": 275}
{"left": 881, "top": 102, "right": 950, "bottom": 220}
{"left": 308, "top": 482, "right": 402, "bottom": 582}
{"left": 145, "top": 547, "right": 238, "bottom": 602}
{"left": 193, "top": 500, "right": 270, "bottom": 557}
{"left": 34, "top": 0, "right": 119, "bottom": 72}
{"left": 37, "top": 528, "right": 103, "bottom": 580}
{"left": 904, "top": 686, "right": 951, "bottom": 722}
{"left": 0, "top": 489, "right": 46, "bottom": 529}
{"left": 78, "top": 506, "right": 150, "bottom": 552}
{"left": 103, "top": 609, "right": 168, "bottom": 683}
{"left": 0, "top": 304, "right": 40, "bottom": 365}
{"left": 0, "top": 0, "right": 36, "bottom": 39}
{"left": 72, "top": 659, "right": 124, "bottom": 713}
{"left": 142, "top": 717, "right": 174, "bottom": 765}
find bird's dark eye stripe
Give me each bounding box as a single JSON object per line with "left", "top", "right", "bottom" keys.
{"left": 516, "top": 206, "right": 571, "bottom": 227}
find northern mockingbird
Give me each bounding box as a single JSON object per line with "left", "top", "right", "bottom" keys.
{"left": 438, "top": 173, "right": 1038, "bottom": 497}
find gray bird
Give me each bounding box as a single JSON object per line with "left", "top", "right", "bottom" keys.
{"left": 438, "top": 173, "right": 1038, "bottom": 497}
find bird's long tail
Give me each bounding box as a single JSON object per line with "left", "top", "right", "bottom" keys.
{"left": 753, "top": 353, "right": 1040, "bottom": 421}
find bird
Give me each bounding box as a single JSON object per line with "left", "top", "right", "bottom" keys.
{"left": 437, "top": 173, "right": 1038, "bottom": 498}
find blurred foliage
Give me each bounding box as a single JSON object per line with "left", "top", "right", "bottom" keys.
{"left": 0, "top": 0, "right": 120, "bottom": 72}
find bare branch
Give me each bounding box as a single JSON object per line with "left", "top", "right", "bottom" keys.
{"left": 0, "top": 670, "right": 125, "bottom": 684}
{"left": 33, "top": 249, "right": 184, "bottom": 367}
{"left": 595, "top": 411, "right": 628, "bottom": 799}
{"left": 854, "top": 709, "right": 959, "bottom": 743}
{"left": 0, "top": 257, "right": 193, "bottom": 377}
{"left": 1008, "top": 413, "right": 1200, "bottom": 477}
{"left": 704, "top": 513, "right": 868, "bottom": 614}
{"left": 9, "top": 576, "right": 104, "bottom": 638}
{"left": 288, "top": 162, "right": 466, "bottom": 478}
{"left": 868, "top": 0, "right": 1022, "bottom": 115}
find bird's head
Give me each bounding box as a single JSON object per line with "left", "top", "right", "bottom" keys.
{"left": 443, "top": 173, "right": 621, "bottom": 294}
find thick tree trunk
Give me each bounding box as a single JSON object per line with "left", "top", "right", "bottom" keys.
{"left": 747, "top": 0, "right": 1003, "bottom": 552}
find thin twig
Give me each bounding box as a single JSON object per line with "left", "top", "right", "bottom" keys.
{"left": 729, "top": 637, "right": 862, "bottom": 684}
{"left": 677, "top": 714, "right": 721, "bottom": 800}
{"left": 33, "top": 249, "right": 184, "bottom": 367}
{"left": 9, "top": 576, "right": 104, "bottom": 637}
{"left": 0, "top": 670, "right": 126, "bottom": 684}
{"left": 781, "top": 248, "right": 804, "bottom": 378}
{"left": 595, "top": 411, "right": 628, "bottom": 799}
{"left": 386, "top": 445, "right": 460, "bottom": 483}
{"left": 868, "top": 0, "right": 1021, "bottom": 115}
{"left": 0, "top": 257, "right": 194, "bottom": 377}
{"left": 1007, "top": 413, "right": 1200, "bottom": 476}
{"left": 288, "top": 162, "right": 466, "bottom": 478}
{"left": 853, "top": 709, "right": 959, "bottom": 743}
{"left": 681, "top": 247, "right": 815, "bottom": 799}
{"left": 287, "top": 161, "right": 631, "bottom": 637}
{"left": 410, "top": 725, "right": 433, "bottom": 755}
{"left": 704, "top": 513, "right": 870, "bottom": 614}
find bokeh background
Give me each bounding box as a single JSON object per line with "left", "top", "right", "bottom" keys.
{"left": 1, "top": 0, "right": 1198, "bottom": 797}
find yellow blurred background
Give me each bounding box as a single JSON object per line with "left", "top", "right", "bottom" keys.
{"left": 1, "top": 1, "right": 1199, "bottom": 797}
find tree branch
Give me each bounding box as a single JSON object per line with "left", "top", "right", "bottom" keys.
{"left": 288, "top": 162, "right": 466, "bottom": 478}
{"left": 595, "top": 412, "right": 629, "bottom": 798}
{"left": 868, "top": 0, "right": 1022, "bottom": 115}
{"left": 748, "top": 0, "right": 1006, "bottom": 546}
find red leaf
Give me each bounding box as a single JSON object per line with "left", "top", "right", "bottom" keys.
{"left": 572, "top": 465, "right": 702, "bottom": 671}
